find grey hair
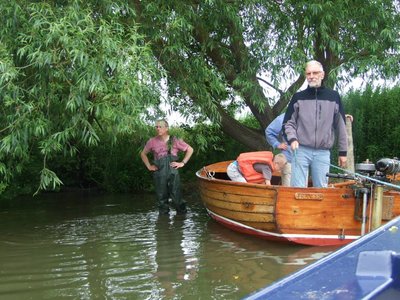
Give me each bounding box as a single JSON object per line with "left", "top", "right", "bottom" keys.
{"left": 306, "top": 60, "right": 324, "bottom": 71}
{"left": 156, "top": 119, "right": 169, "bottom": 128}
{"left": 273, "top": 153, "right": 287, "bottom": 164}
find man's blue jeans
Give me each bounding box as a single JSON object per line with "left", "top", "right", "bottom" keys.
{"left": 291, "top": 146, "right": 330, "bottom": 187}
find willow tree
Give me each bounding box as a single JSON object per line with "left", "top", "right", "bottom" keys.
{"left": 132, "top": 0, "right": 400, "bottom": 149}
{"left": 0, "top": 1, "right": 161, "bottom": 193}
{"left": 1, "top": 0, "right": 399, "bottom": 193}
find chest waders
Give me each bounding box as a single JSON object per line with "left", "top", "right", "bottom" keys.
{"left": 153, "top": 155, "right": 187, "bottom": 214}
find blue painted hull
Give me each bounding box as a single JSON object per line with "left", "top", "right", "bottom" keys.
{"left": 244, "top": 216, "right": 400, "bottom": 300}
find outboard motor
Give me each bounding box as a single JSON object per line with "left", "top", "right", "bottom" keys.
{"left": 327, "top": 158, "right": 400, "bottom": 184}
{"left": 375, "top": 158, "right": 400, "bottom": 175}
{"left": 355, "top": 159, "right": 376, "bottom": 177}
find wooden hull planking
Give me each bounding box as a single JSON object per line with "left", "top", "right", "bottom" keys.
{"left": 197, "top": 161, "right": 400, "bottom": 246}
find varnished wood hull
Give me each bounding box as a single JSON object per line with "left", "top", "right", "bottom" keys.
{"left": 197, "top": 161, "right": 400, "bottom": 246}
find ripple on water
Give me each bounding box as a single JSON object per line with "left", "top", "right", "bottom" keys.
{"left": 0, "top": 194, "right": 335, "bottom": 299}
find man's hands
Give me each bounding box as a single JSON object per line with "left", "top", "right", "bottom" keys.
{"left": 170, "top": 161, "right": 185, "bottom": 169}
{"left": 147, "top": 161, "right": 186, "bottom": 171}
{"left": 290, "top": 140, "right": 299, "bottom": 151}
{"left": 339, "top": 156, "right": 347, "bottom": 168}
{"left": 277, "top": 142, "right": 288, "bottom": 151}
{"left": 147, "top": 165, "right": 158, "bottom": 171}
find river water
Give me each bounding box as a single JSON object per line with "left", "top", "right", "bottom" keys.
{"left": 0, "top": 191, "right": 339, "bottom": 299}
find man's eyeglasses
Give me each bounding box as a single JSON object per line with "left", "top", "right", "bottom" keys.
{"left": 305, "top": 71, "right": 322, "bottom": 76}
{"left": 155, "top": 125, "right": 165, "bottom": 129}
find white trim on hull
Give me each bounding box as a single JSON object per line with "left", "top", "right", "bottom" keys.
{"left": 207, "top": 208, "right": 360, "bottom": 246}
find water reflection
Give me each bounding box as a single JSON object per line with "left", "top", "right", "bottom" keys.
{"left": 153, "top": 213, "right": 200, "bottom": 298}
{"left": 0, "top": 192, "right": 337, "bottom": 299}
{"left": 202, "top": 220, "right": 339, "bottom": 296}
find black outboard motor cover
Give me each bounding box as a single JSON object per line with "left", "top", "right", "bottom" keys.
{"left": 375, "top": 158, "right": 400, "bottom": 175}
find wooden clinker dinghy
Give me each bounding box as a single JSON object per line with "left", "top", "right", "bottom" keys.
{"left": 196, "top": 158, "right": 400, "bottom": 246}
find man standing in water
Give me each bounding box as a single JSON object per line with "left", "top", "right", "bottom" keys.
{"left": 284, "top": 60, "right": 347, "bottom": 187}
{"left": 140, "top": 119, "right": 194, "bottom": 214}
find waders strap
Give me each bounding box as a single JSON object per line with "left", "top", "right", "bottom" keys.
{"left": 167, "top": 136, "right": 175, "bottom": 155}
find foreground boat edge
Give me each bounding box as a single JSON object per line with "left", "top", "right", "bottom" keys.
{"left": 243, "top": 215, "right": 400, "bottom": 300}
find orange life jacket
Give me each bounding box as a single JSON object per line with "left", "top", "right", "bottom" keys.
{"left": 237, "top": 151, "right": 274, "bottom": 183}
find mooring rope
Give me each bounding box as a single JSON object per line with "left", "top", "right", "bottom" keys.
{"left": 203, "top": 167, "right": 215, "bottom": 179}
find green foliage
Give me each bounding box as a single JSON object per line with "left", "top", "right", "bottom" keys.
{"left": 35, "top": 168, "right": 63, "bottom": 195}
{"left": 183, "top": 122, "right": 251, "bottom": 171}
{"left": 344, "top": 86, "right": 400, "bottom": 163}
{"left": 0, "top": 0, "right": 161, "bottom": 195}
{"left": 3, "top": 84, "right": 400, "bottom": 198}
{"left": 75, "top": 133, "right": 153, "bottom": 193}
{"left": 130, "top": 0, "right": 400, "bottom": 150}
{"left": 1, "top": 0, "right": 400, "bottom": 197}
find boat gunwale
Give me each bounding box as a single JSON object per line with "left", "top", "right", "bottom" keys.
{"left": 196, "top": 162, "right": 356, "bottom": 192}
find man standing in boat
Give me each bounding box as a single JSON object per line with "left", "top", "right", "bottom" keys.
{"left": 284, "top": 60, "right": 347, "bottom": 187}
{"left": 265, "top": 113, "right": 292, "bottom": 186}
{"left": 140, "top": 119, "right": 194, "bottom": 214}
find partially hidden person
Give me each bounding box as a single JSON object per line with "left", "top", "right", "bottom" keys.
{"left": 227, "top": 151, "right": 287, "bottom": 185}
{"left": 283, "top": 60, "right": 347, "bottom": 187}
{"left": 265, "top": 113, "right": 292, "bottom": 186}
{"left": 140, "top": 119, "right": 193, "bottom": 214}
